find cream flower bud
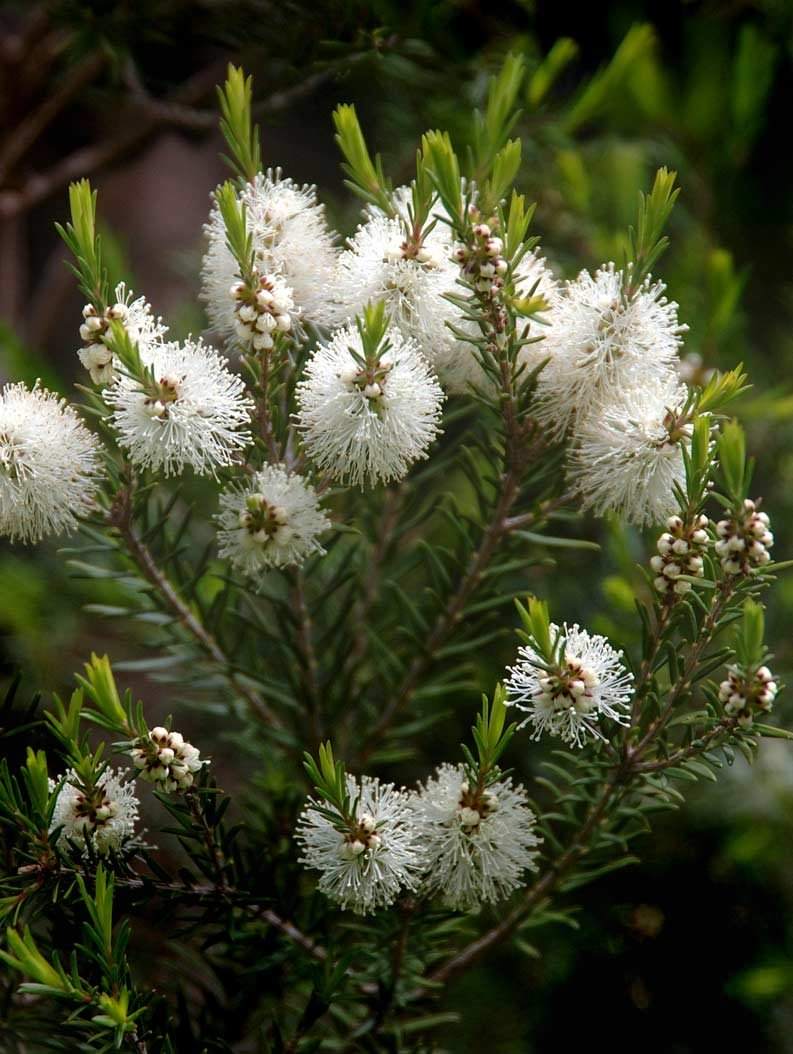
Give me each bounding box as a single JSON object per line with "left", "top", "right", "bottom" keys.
{"left": 458, "top": 807, "right": 481, "bottom": 827}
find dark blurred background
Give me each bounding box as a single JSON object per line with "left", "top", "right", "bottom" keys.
{"left": 2, "top": 2, "right": 793, "bottom": 1050}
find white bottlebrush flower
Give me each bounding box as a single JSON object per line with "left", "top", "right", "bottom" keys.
{"left": 78, "top": 282, "right": 168, "bottom": 385}
{"left": 201, "top": 169, "right": 338, "bottom": 336}
{"left": 330, "top": 209, "right": 465, "bottom": 382}
{"left": 535, "top": 263, "right": 686, "bottom": 438}
{"left": 296, "top": 775, "right": 424, "bottom": 915}
{"left": 130, "top": 726, "right": 205, "bottom": 793}
{"left": 505, "top": 623, "right": 634, "bottom": 747}
{"left": 106, "top": 338, "right": 252, "bottom": 476}
{"left": 49, "top": 767, "right": 140, "bottom": 856}
{"left": 411, "top": 763, "right": 541, "bottom": 911}
{"left": 295, "top": 321, "right": 444, "bottom": 488}
{"left": 216, "top": 464, "right": 330, "bottom": 574}
{"left": 567, "top": 375, "right": 690, "bottom": 527}
{"left": 0, "top": 382, "right": 101, "bottom": 544}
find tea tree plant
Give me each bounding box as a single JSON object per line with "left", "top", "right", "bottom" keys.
{"left": 0, "top": 60, "right": 789, "bottom": 1051}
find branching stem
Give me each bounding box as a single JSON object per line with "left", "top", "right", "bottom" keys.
{"left": 109, "top": 485, "right": 282, "bottom": 730}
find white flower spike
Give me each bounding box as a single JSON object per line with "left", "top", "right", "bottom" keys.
{"left": 411, "top": 763, "right": 541, "bottom": 910}
{"left": 0, "top": 382, "right": 102, "bottom": 544}
{"left": 50, "top": 767, "right": 140, "bottom": 857}
{"left": 505, "top": 623, "right": 634, "bottom": 747}
{"left": 330, "top": 205, "right": 463, "bottom": 380}
{"left": 568, "top": 375, "right": 691, "bottom": 527}
{"left": 216, "top": 464, "right": 330, "bottom": 575}
{"left": 296, "top": 312, "right": 443, "bottom": 488}
{"left": 201, "top": 169, "right": 338, "bottom": 337}
{"left": 296, "top": 774, "right": 424, "bottom": 915}
{"left": 535, "top": 263, "right": 686, "bottom": 438}
{"left": 106, "top": 337, "right": 252, "bottom": 476}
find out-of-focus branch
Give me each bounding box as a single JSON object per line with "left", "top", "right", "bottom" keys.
{"left": 0, "top": 62, "right": 226, "bottom": 219}
{"left": 109, "top": 483, "right": 283, "bottom": 731}
{"left": 0, "top": 51, "right": 108, "bottom": 186}
{"left": 0, "top": 56, "right": 365, "bottom": 219}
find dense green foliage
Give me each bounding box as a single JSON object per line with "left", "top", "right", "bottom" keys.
{"left": 2, "top": 3, "right": 793, "bottom": 1051}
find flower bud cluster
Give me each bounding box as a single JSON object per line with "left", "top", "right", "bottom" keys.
{"left": 142, "top": 374, "right": 181, "bottom": 420}
{"left": 230, "top": 271, "right": 294, "bottom": 351}
{"left": 78, "top": 301, "right": 129, "bottom": 384}
{"left": 70, "top": 786, "right": 122, "bottom": 832}
{"left": 389, "top": 236, "right": 444, "bottom": 270}
{"left": 537, "top": 654, "right": 601, "bottom": 716}
{"left": 339, "top": 354, "right": 394, "bottom": 407}
{"left": 340, "top": 811, "right": 382, "bottom": 859}
{"left": 715, "top": 500, "right": 773, "bottom": 575}
{"left": 455, "top": 209, "right": 508, "bottom": 299}
{"left": 651, "top": 514, "right": 710, "bottom": 595}
{"left": 456, "top": 779, "right": 499, "bottom": 830}
{"left": 239, "top": 492, "right": 293, "bottom": 550}
{"left": 131, "top": 726, "right": 204, "bottom": 793}
{"left": 719, "top": 664, "right": 778, "bottom": 728}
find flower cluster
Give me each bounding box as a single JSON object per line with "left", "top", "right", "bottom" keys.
{"left": 78, "top": 283, "right": 168, "bottom": 385}
{"left": 216, "top": 464, "right": 330, "bottom": 574}
{"left": 411, "top": 764, "right": 541, "bottom": 911}
{"left": 536, "top": 264, "right": 685, "bottom": 439}
{"left": 505, "top": 624, "right": 634, "bottom": 747}
{"left": 715, "top": 500, "right": 773, "bottom": 574}
{"left": 530, "top": 260, "right": 693, "bottom": 526}
{"left": 49, "top": 767, "right": 140, "bottom": 856}
{"left": 130, "top": 727, "right": 204, "bottom": 793}
{"left": 651, "top": 513, "right": 710, "bottom": 595}
{"left": 719, "top": 664, "right": 779, "bottom": 727}
{"left": 298, "top": 765, "right": 542, "bottom": 915}
{"left": 296, "top": 775, "right": 424, "bottom": 915}
{"left": 0, "top": 382, "right": 101, "bottom": 544}
{"left": 230, "top": 271, "right": 294, "bottom": 351}
{"left": 296, "top": 321, "right": 443, "bottom": 488}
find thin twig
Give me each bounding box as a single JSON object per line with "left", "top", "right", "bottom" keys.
{"left": 425, "top": 776, "right": 620, "bottom": 988}
{"left": 185, "top": 789, "right": 228, "bottom": 892}
{"left": 0, "top": 62, "right": 225, "bottom": 219}
{"left": 345, "top": 484, "right": 405, "bottom": 674}
{"left": 0, "top": 59, "right": 360, "bottom": 219}
{"left": 628, "top": 581, "right": 734, "bottom": 760}
{"left": 0, "top": 51, "right": 107, "bottom": 185}
{"left": 359, "top": 446, "right": 545, "bottom": 761}
{"left": 110, "top": 486, "right": 283, "bottom": 730}
{"left": 113, "top": 873, "right": 326, "bottom": 960}
{"left": 633, "top": 718, "right": 737, "bottom": 773}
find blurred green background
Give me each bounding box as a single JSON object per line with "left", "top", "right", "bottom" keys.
{"left": 2, "top": 1, "right": 793, "bottom": 1049}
